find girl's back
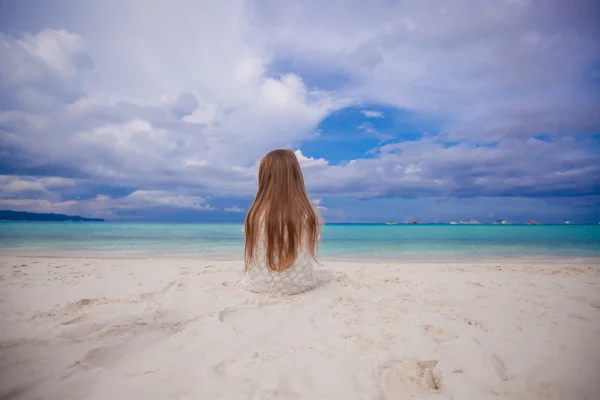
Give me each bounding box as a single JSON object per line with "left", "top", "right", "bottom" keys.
{"left": 241, "top": 149, "right": 322, "bottom": 295}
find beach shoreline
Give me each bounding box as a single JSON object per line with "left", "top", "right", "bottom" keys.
{"left": 1, "top": 254, "right": 599, "bottom": 399}
{"left": 2, "top": 248, "right": 599, "bottom": 264}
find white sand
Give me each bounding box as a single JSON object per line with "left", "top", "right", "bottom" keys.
{"left": 1, "top": 255, "right": 599, "bottom": 400}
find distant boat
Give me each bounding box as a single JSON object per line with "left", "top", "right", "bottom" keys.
{"left": 385, "top": 221, "right": 399, "bottom": 225}
{"left": 495, "top": 219, "right": 507, "bottom": 225}
{"left": 460, "top": 219, "right": 480, "bottom": 225}
{"left": 527, "top": 220, "right": 540, "bottom": 225}
{"left": 564, "top": 220, "right": 571, "bottom": 225}
{"left": 450, "top": 221, "right": 458, "bottom": 225}
{"left": 411, "top": 220, "right": 419, "bottom": 224}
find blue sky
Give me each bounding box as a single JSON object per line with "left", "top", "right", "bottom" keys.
{"left": 0, "top": 0, "right": 599, "bottom": 223}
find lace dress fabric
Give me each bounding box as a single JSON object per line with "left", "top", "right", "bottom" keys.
{"left": 240, "top": 214, "right": 322, "bottom": 295}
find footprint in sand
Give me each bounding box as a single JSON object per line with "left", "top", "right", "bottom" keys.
{"left": 67, "top": 334, "right": 162, "bottom": 376}
{"left": 61, "top": 315, "right": 88, "bottom": 325}
{"left": 463, "top": 317, "right": 488, "bottom": 332}
{"left": 526, "top": 376, "right": 563, "bottom": 399}
{"left": 0, "top": 384, "right": 36, "bottom": 400}
{"left": 218, "top": 306, "right": 274, "bottom": 332}
{"left": 491, "top": 354, "right": 509, "bottom": 381}
{"left": 11, "top": 270, "right": 28, "bottom": 277}
{"left": 378, "top": 358, "right": 442, "bottom": 399}
{"left": 568, "top": 314, "right": 588, "bottom": 321}
{"left": 328, "top": 271, "right": 349, "bottom": 284}
{"left": 214, "top": 350, "right": 279, "bottom": 377}
{"left": 62, "top": 297, "right": 112, "bottom": 313}
{"left": 69, "top": 343, "right": 127, "bottom": 371}
{"left": 32, "top": 298, "right": 103, "bottom": 322}
{"left": 422, "top": 325, "right": 458, "bottom": 344}
{"left": 138, "top": 281, "right": 178, "bottom": 300}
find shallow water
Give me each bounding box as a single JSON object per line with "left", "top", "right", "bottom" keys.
{"left": 1, "top": 222, "right": 599, "bottom": 259}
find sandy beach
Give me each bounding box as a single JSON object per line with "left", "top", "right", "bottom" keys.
{"left": 1, "top": 255, "right": 599, "bottom": 400}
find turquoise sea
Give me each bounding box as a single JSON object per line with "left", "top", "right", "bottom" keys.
{"left": 1, "top": 222, "right": 599, "bottom": 259}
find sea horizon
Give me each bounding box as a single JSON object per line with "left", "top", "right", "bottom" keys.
{"left": 2, "top": 220, "right": 599, "bottom": 225}
{"left": 2, "top": 221, "right": 599, "bottom": 259}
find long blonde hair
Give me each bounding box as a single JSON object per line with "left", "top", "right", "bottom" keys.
{"left": 244, "top": 149, "right": 320, "bottom": 272}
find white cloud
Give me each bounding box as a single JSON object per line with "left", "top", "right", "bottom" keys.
{"left": 0, "top": 29, "right": 90, "bottom": 111}
{"left": 361, "top": 110, "right": 384, "bottom": 118}
{"left": 225, "top": 206, "right": 245, "bottom": 212}
{"left": 311, "top": 198, "right": 328, "bottom": 212}
{"left": 0, "top": 199, "right": 80, "bottom": 213}
{"left": 0, "top": 29, "right": 86, "bottom": 83}
{"left": 0, "top": 0, "right": 598, "bottom": 219}
{"left": 0, "top": 25, "right": 343, "bottom": 191}
{"left": 121, "top": 190, "right": 215, "bottom": 210}
{"left": 257, "top": 0, "right": 599, "bottom": 136}
{"left": 300, "top": 136, "right": 600, "bottom": 199}
{"left": 356, "top": 121, "right": 376, "bottom": 134}
{"left": 39, "top": 177, "right": 76, "bottom": 187}
{"left": 2, "top": 179, "right": 46, "bottom": 194}
{"left": 184, "top": 159, "right": 208, "bottom": 167}
{"left": 0, "top": 188, "right": 215, "bottom": 218}
{"left": 0, "top": 175, "right": 74, "bottom": 196}
{"left": 294, "top": 149, "right": 329, "bottom": 168}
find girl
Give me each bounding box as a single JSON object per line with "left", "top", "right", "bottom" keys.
{"left": 241, "top": 149, "right": 323, "bottom": 294}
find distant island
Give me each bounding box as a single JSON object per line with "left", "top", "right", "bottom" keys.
{"left": 0, "top": 210, "right": 104, "bottom": 222}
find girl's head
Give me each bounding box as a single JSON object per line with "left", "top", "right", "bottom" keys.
{"left": 244, "top": 148, "right": 320, "bottom": 272}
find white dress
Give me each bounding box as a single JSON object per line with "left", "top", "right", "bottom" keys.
{"left": 240, "top": 213, "right": 323, "bottom": 295}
